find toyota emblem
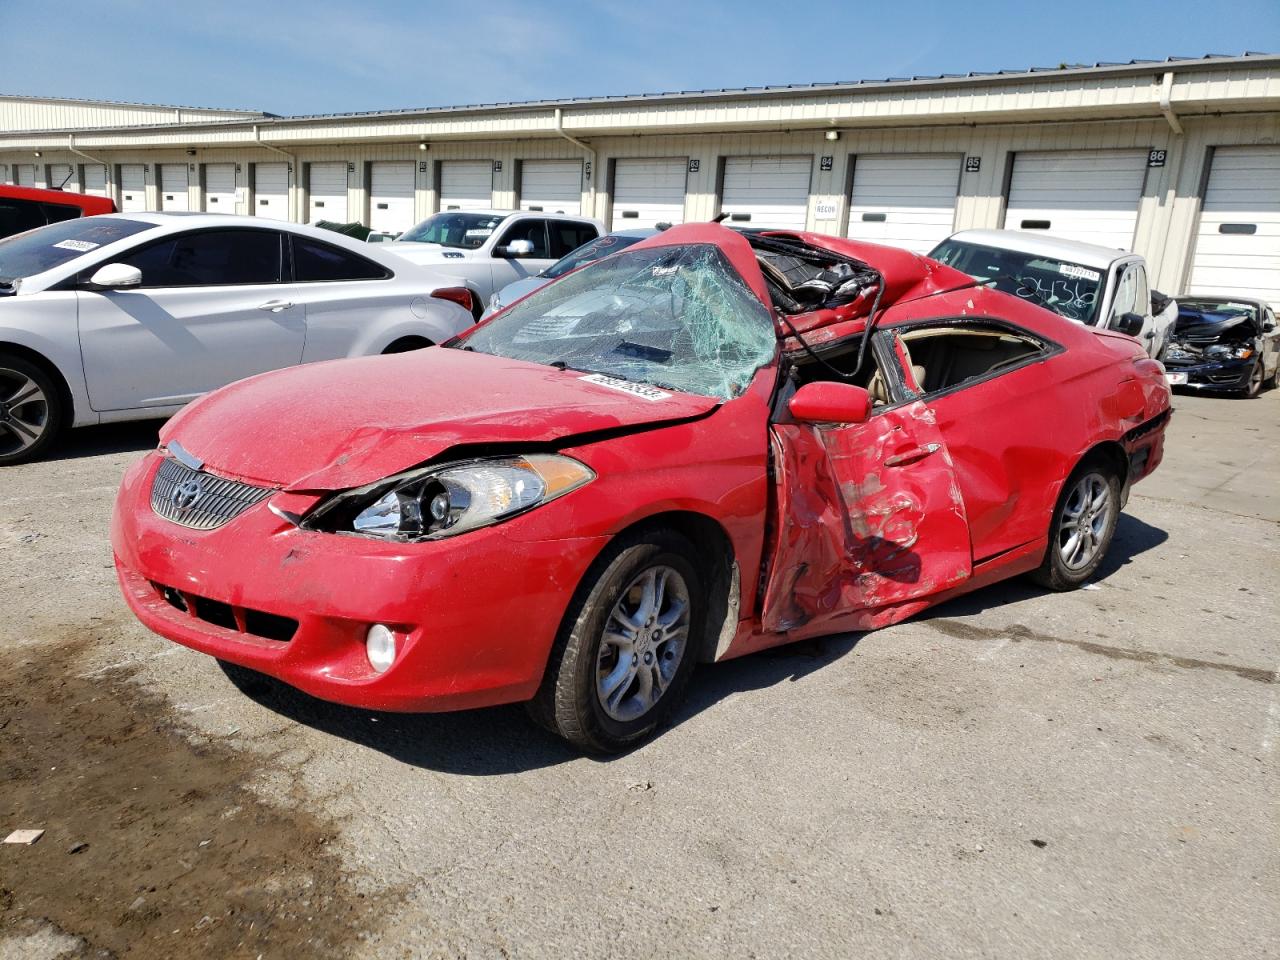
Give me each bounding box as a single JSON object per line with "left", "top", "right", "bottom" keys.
{"left": 171, "top": 478, "right": 204, "bottom": 511}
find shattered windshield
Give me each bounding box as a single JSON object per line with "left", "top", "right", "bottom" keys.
{"left": 458, "top": 243, "right": 777, "bottom": 400}
{"left": 930, "top": 239, "right": 1104, "bottom": 325}
{"left": 542, "top": 233, "right": 647, "bottom": 279}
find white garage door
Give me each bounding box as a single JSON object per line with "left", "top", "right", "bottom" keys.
{"left": 253, "top": 163, "right": 289, "bottom": 220}
{"left": 308, "top": 162, "right": 348, "bottom": 222}
{"left": 48, "top": 163, "right": 75, "bottom": 192}
{"left": 520, "top": 160, "right": 583, "bottom": 216}
{"left": 370, "top": 161, "right": 415, "bottom": 233}
{"left": 119, "top": 165, "right": 147, "bottom": 212}
{"left": 160, "top": 164, "right": 190, "bottom": 212}
{"left": 846, "top": 154, "right": 961, "bottom": 253}
{"left": 15, "top": 164, "right": 36, "bottom": 187}
{"left": 203, "top": 163, "right": 236, "bottom": 212}
{"left": 1005, "top": 149, "right": 1148, "bottom": 250}
{"left": 721, "top": 156, "right": 812, "bottom": 230}
{"left": 611, "top": 158, "right": 686, "bottom": 230}
{"left": 439, "top": 160, "right": 493, "bottom": 211}
{"left": 82, "top": 165, "right": 108, "bottom": 197}
{"left": 1188, "top": 145, "right": 1280, "bottom": 308}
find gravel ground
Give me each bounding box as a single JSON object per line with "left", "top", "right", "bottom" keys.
{"left": 1, "top": 389, "right": 1276, "bottom": 960}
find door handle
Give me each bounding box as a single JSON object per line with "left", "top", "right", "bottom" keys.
{"left": 258, "top": 300, "right": 294, "bottom": 313}
{"left": 884, "top": 443, "right": 940, "bottom": 468}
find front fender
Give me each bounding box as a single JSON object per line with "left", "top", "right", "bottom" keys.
{"left": 0, "top": 316, "right": 96, "bottom": 427}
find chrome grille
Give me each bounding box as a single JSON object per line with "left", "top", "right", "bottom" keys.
{"left": 150, "top": 457, "right": 274, "bottom": 530}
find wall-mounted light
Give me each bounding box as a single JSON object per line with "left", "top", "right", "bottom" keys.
{"left": 824, "top": 130, "right": 841, "bottom": 142}
{"left": 33, "top": 150, "right": 42, "bottom": 158}
{"left": 186, "top": 149, "right": 196, "bottom": 157}
{"left": 418, "top": 142, "right": 428, "bottom": 151}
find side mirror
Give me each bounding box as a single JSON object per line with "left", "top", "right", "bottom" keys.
{"left": 1113, "top": 312, "right": 1145, "bottom": 337}
{"left": 86, "top": 263, "right": 142, "bottom": 289}
{"left": 1264, "top": 321, "right": 1276, "bottom": 333}
{"left": 788, "top": 382, "right": 871, "bottom": 425}
{"left": 497, "top": 239, "right": 535, "bottom": 259}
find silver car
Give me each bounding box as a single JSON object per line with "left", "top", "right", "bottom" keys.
{"left": 0, "top": 213, "right": 475, "bottom": 464}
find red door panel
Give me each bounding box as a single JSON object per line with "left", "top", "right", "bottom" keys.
{"left": 760, "top": 399, "right": 971, "bottom": 634}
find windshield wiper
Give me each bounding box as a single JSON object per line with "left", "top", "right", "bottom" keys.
{"left": 547, "top": 360, "right": 631, "bottom": 380}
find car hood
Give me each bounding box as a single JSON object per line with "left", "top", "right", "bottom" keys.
{"left": 159, "top": 348, "right": 719, "bottom": 491}
{"left": 1172, "top": 310, "right": 1258, "bottom": 343}
{"left": 386, "top": 242, "right": 477, "bottom": 265}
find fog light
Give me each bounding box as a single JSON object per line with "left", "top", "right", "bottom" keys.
{"left": 366, "top": 624, "right": 396, "bottom": 673}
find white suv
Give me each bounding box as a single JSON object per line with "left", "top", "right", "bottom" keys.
{"left": 386, "top": 211, "right": 604, "bottom": 314}
{"left": 929, "top": 229, "right": 1174, "bottom": 359}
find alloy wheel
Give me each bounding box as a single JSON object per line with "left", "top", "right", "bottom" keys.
{"left": 595, "top": 564, "right": 691, "bottom": 723}
{"left": 0, "top": 366, "right": 50, "bottom": 458}
{"left": 1058, "top": 473, "right": 1115, "bottom": 571}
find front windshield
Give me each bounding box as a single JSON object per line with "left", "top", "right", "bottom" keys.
{"left": 1179, "top": 299, "right": 1258, "bottom": 320}
{"left": 931, "top": 239, "right": 1104, "bottom": 325}
{"left": 0, "top": 217, "right": 156, "bottom": 284}
{"left": 543, "top": 233, "right": 647, "bottom": 279}
{"left": 397, "top": 212, "right": 508, "bottom": 249}
{"left": 459, "top": 243, "right": 776, "bottom": 400}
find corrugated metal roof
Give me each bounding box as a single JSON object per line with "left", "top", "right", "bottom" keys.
{"left": 0, "top": 92, "right": 267, "bottom": 115}
{"left": 2, "top": 52, "right": 1275, "bottom": 136}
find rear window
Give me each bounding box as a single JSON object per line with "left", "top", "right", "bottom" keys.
{"left": 0, "top": 217, "right": 156, "bottom": 283}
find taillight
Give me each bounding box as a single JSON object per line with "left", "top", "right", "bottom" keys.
{"left": 431, "top": 286, "right": 475, "bottom": 317}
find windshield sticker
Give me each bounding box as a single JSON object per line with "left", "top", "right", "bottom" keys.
{"left": 1058, "top": 264, "right": 1101, "bottom": 282}
{"left": 52, "top": 239, "right": 100, "bottom": 253}
{"left": 464, "top": 228, "right": 494, "bottom": 239}
{"left": 652, "top": 265, "right": 679, "bottom": 277}
{"left": 580, "top": 373, "right": 671, "bottom": 401}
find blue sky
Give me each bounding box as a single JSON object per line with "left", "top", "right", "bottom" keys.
{"left": 1, "top": 0, "right": 1276, "bottom": 115}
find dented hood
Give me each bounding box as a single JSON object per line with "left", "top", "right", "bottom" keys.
{"left": 159, "top": 348, "right": 718, "bottom": 490}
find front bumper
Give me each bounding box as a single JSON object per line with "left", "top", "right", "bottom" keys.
{"left": 111, "top": 453, "right": 608, "bottom": 712}
{"left": 1163, "top": 357, "right": 1253, "bottom": 390}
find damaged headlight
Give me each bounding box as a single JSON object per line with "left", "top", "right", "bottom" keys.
{"left": 1206, "top": 344, "right": 1254, "bottom": 360}
{"left": 304, "top": 454, "right": 594, "bottom": 542}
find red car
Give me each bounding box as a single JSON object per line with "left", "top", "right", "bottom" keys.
{"left": 0, "top": 185, "right": 116, "bottom": 239}
{"left": 112, "top": 224, "right": 1170, "bottom": 752}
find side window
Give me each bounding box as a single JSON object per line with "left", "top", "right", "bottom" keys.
{"left": 292, "top": 236, "right": 390, "bottom": 281}
{"left": 495, "top": 219, "right": 549, "bottom": 258}
{"left": 897, "top": 322, "right": 1050, "bottom": 395}
{"left": 548, "top": 220, "right": 599, "bottom": 259}
{"left": 118, "top": 230, "right": 283, "bottom": 287}
{"left": 41, "top": 203, "right": 83, "bottom": 226}
{"left": 1108, "top": 266, "right": 1139, "bottom": 326}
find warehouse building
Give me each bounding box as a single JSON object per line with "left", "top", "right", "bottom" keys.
{"left": 2, "top": 52, "right": 1279, "bottom": 303}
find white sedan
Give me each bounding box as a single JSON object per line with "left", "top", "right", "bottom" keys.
{"left": 0, "top": 213, "right": 475, "bottom": 464}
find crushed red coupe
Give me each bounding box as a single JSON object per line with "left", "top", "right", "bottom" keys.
{"left": 112, "top": 224, "right": 1171, "bottom": 752}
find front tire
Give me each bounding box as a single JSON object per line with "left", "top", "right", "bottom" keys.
{"left": 1241, "top": 361, "right": 1264, "bottom": 398}
{"left": 528, "top": 531, "right": 704, "bottom": 754}
{"left": 0, "top": 353, "right": 65, "bottom": 466}
{"left": 1030, "top": 461, "right": 1121, "bottom": 591}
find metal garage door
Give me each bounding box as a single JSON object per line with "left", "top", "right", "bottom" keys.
{"left": 439, "top": 160, "right": 493, "bottom": 211}
{"left": 1188, "top": 145, "right": 1280, "bottom": 307}
{"left": 308, "top": 162, "right": 348, "bottom": 222}
{"left": 119, "top": 165, "right": 147, "bottom": 211}
{"left": 48, "top": 163, "right": 75, "bottom": 192}
{"left": 160, "top": 164, "right": 190, "bottom": 212}
{"left": 1005, "top": 150, "right": 1148, "bottom": 249}
{"left": 15, "top": 164, "right": 36, "bottom": 187}
{"left": 203, "top": 164, "right": 236, "bottom": 212}
{"left": 846, "top": 154, "right": 961, "bottom": 253}
{"left": 721, "top": 156, "right": 812, "bottom": 230}
{"left": 370, "top": 161, "right": 415, "bottom": 233}
{"left": 520, "top": 160, "right": 583, "bottom": 216}
{"left": 253, "top": 163, "right": 289, "bottom": 220}
{"left": 82, "top": 165, "right": 108, "bottom": 197}
{"left": 612, "top": 158, "right": 686, "bottom": 230}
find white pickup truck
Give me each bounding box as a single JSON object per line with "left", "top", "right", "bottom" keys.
{"left": 384, "top": 210, "right": 604, "bottom": 316}
{"left": 929, "top": 229, "right": 1175, "bottom": 359}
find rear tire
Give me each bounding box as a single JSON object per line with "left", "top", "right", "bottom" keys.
{"left": 528, "top": 530, "right": 705, "bottom": 754}
{"left": 0, "top": 352, "right": 65, "bottom": 466}
{"left": 1030, "top": 459, "right": 1121, "bottom": 591}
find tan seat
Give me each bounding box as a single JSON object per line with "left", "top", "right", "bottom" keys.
{"left": 867, "top": 363, "right": 927, "bottom": 404}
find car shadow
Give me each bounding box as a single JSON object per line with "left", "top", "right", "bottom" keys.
{"left": 46, "top": 419, "right": 165, "bottom": 462}
{"left": 217, "top": 513, "right": 1168, "bottom": 775}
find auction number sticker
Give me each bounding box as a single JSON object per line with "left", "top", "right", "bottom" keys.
{"left": 1058, "top": 264, "right": 1100, "bottom": 282}
{"left": 52, "top": 239, "right": 100, "bottom": 252}
{"left": 580, "top": 373, "right": 671, "bottom": 401}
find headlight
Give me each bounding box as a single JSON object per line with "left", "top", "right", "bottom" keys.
{"left": 1206, "top": 344, "right": 1254, "bottom": 360}
{"left": 304, "top": 454, "right": 594, "bottom": 542}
